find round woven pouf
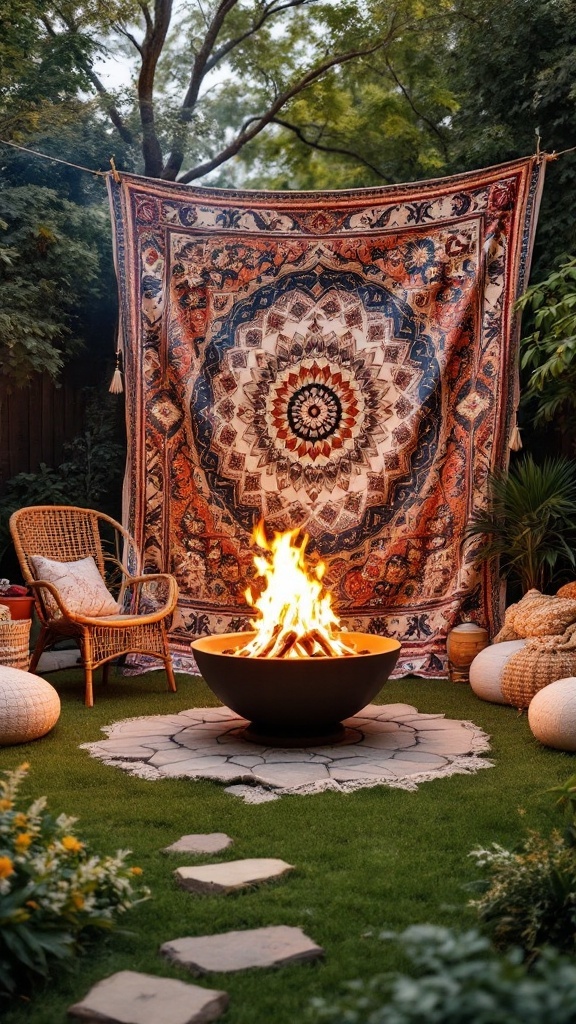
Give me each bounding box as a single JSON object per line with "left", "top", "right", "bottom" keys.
{"left": 0, "top": 666, "right": 61, "bottom": 745}
{"left": 469, "top": 639, "right": 526, "bottom": 704}
{"left": 528, "top": 677, "right": 576, "bottom": 751}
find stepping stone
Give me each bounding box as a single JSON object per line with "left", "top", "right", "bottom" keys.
{"left": 68, "top": 969, "right": 228, "bottom": 1024}
{"left": 161, "top": 925, "right": 324, "bottom": 975}
{"left": 163, "top": 834, "right": 233, "bottom": 855}
{"left": 175, "top": 858, "right": 293, "bottom": 894}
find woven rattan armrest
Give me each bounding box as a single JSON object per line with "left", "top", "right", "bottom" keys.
{"left": 28, "top": 579, "right": 73, "bottom": 620}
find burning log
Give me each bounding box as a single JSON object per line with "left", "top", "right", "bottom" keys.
{"left": 268, "top": 629, "right": 299, "bottom": 659}
{"left": 256, "top": 624, "right": 282, "bottom": 658}
{"left": 298, "top": 634, "right": 316, "bottom": 657}
{"left": 307, "top": 628, "right": 335, "bottom": 658}
{"left": 231, "top": 627, "right": 365, "bottom": 659}
{"left": 230, "top": 521, "right": 373, "bottom": 660}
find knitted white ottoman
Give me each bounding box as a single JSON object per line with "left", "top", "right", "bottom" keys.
{"left": 0, "top": 666, "right": 61, "bottom": 745}
{"left": 528, "top": 677, "right": 576, "bottom": 751}
{"left": 469, "top": 639, "right": 527, "bottom": 704}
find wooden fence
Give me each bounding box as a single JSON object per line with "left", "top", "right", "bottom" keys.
{"left": 0, "top": 369, "right": 88, "bottom": 488}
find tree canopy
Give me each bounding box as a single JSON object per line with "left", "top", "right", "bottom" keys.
{"left": 1, "top": 0, "right": 575, "bottom": 414}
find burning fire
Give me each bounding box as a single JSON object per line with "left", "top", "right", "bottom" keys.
{"left": 236, "top": 522, "right": 357, "bottom": 659}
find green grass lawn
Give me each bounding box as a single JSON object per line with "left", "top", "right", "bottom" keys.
{"left": 1, "top": 667, "right": 574, "bottom": 1023}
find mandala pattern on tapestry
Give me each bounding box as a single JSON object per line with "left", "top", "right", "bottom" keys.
{"left": 108, "top": 159, "right": 544, "bottom": 677}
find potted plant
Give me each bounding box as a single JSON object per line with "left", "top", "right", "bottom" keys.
{"left": 0, "top": 579, "right": 35, "bottom": 620}
{"left": 466, "top": 455, "right": 576, "bottom": 594}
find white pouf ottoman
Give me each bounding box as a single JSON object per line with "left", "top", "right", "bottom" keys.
{"left": 0, "top": 666, "right": 61, "bottom": 745}
{"left": 528, "top": 677, "right": 576, "bottom": 751}
{"left": 469, "top": 639, "right": 527, "bottom": 704}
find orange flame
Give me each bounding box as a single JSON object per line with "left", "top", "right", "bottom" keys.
{"left": 239, "top": 522, "right": 355, "bottom": 658}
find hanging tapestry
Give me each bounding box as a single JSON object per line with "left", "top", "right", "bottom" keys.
{"left": 108, "top": 158, "right": 545, "bottom": 677}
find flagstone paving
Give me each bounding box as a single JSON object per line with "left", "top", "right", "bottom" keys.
{"left": 163, "top": 833, "right": 233, "bottom": 855}
{"left": 81, "top": 703, "right": 492, "bottom": 801}
{"left": 68, "top": 970, "right": 228, "bottom": 1024}
{"left": 174, "top": 858, "right": 294, "bottom": 894}
{"left": 161, "top": 925, "right": 323, "bottom": 975}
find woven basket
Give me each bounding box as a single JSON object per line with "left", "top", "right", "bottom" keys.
{"left": 501, "top": 643, "right": 576, "bottom": 709}
{"left": 0, "top": 619, "right": 31, "bottom": 671}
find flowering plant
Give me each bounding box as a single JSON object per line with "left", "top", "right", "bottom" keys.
{"left": 0, "top": 764, "right": 149, "bottom": 995}
{"left": 469, "top": 774, "right": 576, "bottom": 957}
{"left": 0, "top": 579, "right": 29, "bottom": 597}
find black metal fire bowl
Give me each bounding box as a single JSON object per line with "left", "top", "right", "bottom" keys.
{"left": 191, "top": 631, "right": 401, "bottom": 746}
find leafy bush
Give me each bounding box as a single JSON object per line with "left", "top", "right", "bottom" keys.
{"left": 465, "top": 454, "right": 576, "bottom": 592}
{"left": 469, "top": 774, "right": 576, "bottom": 958}
{"left": 469, "top": 834, "right": 576, "bottom": 956}
{"left": 518, "top": 256, "right": 576, "bottom": 427}
{"left": 0, "top": 764, "right": 149, "bottom": 996}
{"left": 309, "top": 925, "right": 576, "bottom": 1024}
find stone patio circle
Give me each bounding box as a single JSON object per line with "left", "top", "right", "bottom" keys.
{"left": 175, "top": 858, "right": 293, "bottom": 894}
{"left": 163, "top": 833, "right": 233, "bottom": 855}
{"left": 80, "top": 704, "right": 492, "bottom": 799}
{"left": 161, "top": 925, "right": 324, "bottom": 975}
{"left": 67, "top": 969, "right": 228, "bottom": 1024}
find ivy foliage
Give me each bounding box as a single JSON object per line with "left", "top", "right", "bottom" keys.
{"left": 518, "top": 257, "right": 576, "bottom": 428}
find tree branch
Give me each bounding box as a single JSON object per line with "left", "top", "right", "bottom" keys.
{"left": 162, "top": 0, "right": 239, "bottom": 178}
{"left": 162, "top": 0, "right": 314, "bottom": 179}
{"left": 176, "top": 28, "right": 401, "bottom": 182}
{"left": 42, "top": 13, "right": 135, "bottom": 146}
{"left": 138, "top": 0, "right": 174, "bottom": 176}
{"left": 383, "top": 58, "right": 449, "bottom": 157}
{"left": 204, "top": 0, "right": 314, "bottom": 77}
{"left": 271, "top": 116, "right": 391, "bottom": 181}
{"left": 114, "top": 22, "right": 143, "bottom": 56}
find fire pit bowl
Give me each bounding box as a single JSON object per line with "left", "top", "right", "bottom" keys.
{"left": 191, "top": 631, "right": 401, "bottom": 746}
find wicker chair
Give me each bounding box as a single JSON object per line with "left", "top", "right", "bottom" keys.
{"left": 9, "top": 505, "right": 178, "bottom": 707}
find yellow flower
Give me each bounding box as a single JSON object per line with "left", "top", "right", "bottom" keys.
{"left": 13, "top": 813, "right": 27, "bottom": 828}
{"left": 19, "top": 762, "right": 30, "bottom": 771}
{"left": 14, "top": 832, "right": 32, "bottom": 852}
{"left": 61, "top": 835, "right": 83, "bottom": 854}
{"left": 0, "top": 856, "right": 14, "bottom": 878}
{"left": 129, "top": 866, "right": 143, "bottom": 876}
{"left": 0, "top": 799, "right": 13, "bottom": 812}
{"left": 71, "top": 893, "right": 85, "bottom": 910}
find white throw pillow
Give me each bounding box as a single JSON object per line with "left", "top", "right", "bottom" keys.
{"left": 30, "top": 555, "right": 120, "bottom": 618}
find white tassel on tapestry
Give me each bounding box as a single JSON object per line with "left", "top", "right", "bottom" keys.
{"left": 109, "top": 350, "right": 123, "bottom": 394}
{"left": 509, "top": 417, "right": 522, "bottom": 451}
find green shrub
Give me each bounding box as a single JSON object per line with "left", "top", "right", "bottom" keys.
{"left": 469, "top": 833, "right": 576, "bottom": 956}
{"left": 309, "top": 925, "right": 576, "bottom": 1023}
{"left": 0, "top": 764, "right": 149, "bottom": 996}
{"left": 469, "top": 773, "right": 576, "bottom": 957}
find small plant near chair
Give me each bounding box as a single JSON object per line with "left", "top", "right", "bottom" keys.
{"left": 0, "top": 579, "right": 35, "bottom": 622}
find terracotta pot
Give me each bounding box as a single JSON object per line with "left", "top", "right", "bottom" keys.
{"left": 446, "top": 622, "right": 489, "bottom": 684}
{"left": 0, "top": 596, "right": 35, "bottom": 620}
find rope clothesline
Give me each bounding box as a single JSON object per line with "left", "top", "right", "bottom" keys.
{"left": 1, "top": 136, "right": 576, "bottom": 182}
{"left": 0, "top": 137, "right": 111, "bottom": 177}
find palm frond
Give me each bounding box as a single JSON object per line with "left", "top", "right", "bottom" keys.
{"left": 466, "top": 455, "right": 576, "bottom": 592}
